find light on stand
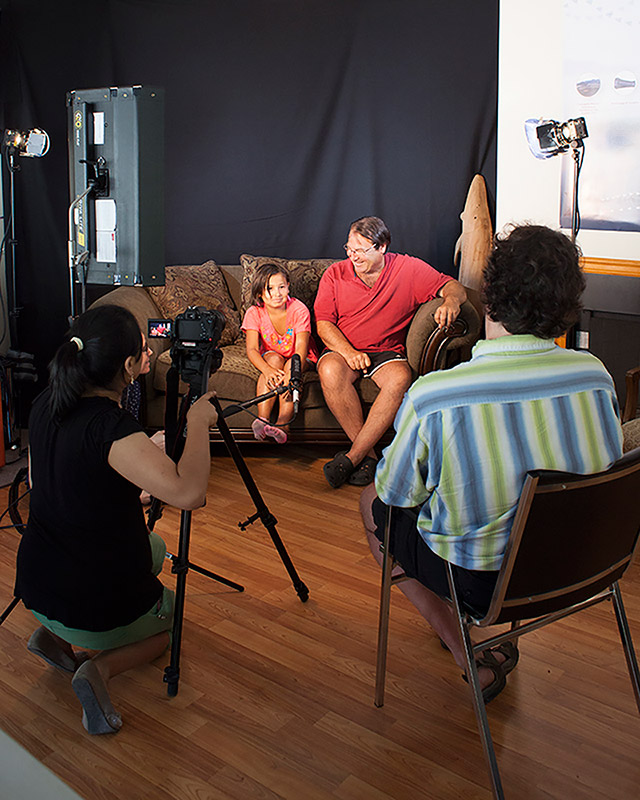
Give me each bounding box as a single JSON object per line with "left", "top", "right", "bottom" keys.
{"left": 524, "top": 116, "right": 589, "bottom": 242}
{"left": 2, "top": 128, "right": 50, "bottom": 158}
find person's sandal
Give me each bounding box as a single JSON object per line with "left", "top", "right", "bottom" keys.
{"left": 441, "top": 639, "right": 519, "bottom": 676}
{"left": 461, "top": 648, "right": 510, "bottom": 704}
{"left": 348, "top": 456, "right": 378, "bottom": 486}
{"left": 488, "top": 641, "right": 519, "bottom": 675}
{"left": 323, "top": 451, "right": 356, "bottom": 488}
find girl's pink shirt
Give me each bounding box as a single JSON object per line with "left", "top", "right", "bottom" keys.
{"left": 242, "top": 297, "right": 318, "bottom": 362}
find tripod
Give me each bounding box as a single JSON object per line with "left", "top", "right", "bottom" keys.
{"left": 148, "top": 351, "right": 309, "bottom": 697}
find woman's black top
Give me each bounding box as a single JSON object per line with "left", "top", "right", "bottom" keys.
{"left": 14, "top": 389, "right": 163, "bottom": 631}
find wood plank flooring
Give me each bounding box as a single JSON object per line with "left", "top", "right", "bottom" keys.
{"left": 1, "top": 443, "right": 640, "bottom": 799}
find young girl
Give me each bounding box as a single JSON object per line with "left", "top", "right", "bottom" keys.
{"left": 242, "top": 263, "right": 318, "bottom": 442}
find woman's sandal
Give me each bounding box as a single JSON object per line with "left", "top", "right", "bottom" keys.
{"left": 323, "top": 451, "right": 356, "bottom": 488}
{"left": 71, "top": 661, "right": 123, "bottom": 734}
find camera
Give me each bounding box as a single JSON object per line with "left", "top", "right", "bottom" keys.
{"left": 149, "top": 306, "right": 226, "bottom": 346}
{"left": 149, "top": 306, "right": 226, "bottom": 392}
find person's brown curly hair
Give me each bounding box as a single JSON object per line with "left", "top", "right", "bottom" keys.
{"left": 482, "top": 224, "right": 585, "bottom": 339}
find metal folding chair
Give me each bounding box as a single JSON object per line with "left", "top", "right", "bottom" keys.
{"left": 374, "top": 447, "right": 640, "bottom": 799}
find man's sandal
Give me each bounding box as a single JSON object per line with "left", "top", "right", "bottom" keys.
{"left": 489, "top": 641, "right": 519, "bottom": 675}
{"left": 323, "top": 452, "right": 356, "bottom": 488}
{"left": 440, "top": 638, "right": 519, "bottom": 676}
{"left": 348, "top": 456, "right": 378, "bottom": 486}
{"left": 445, "top": 640, "right": 518, "bottom": 704}
{"left": 462, "top": 651, "right": 508, "bottom": 704}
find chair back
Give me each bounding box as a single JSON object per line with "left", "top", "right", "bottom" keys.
{"left": 477, "top": 447, "right": 640, "bottom": 626}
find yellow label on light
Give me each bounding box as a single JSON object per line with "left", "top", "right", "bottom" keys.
{"left": 78, "top": 233, "right": 85, "bottom": 246}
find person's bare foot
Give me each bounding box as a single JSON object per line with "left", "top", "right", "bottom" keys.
{"left": 27, "top": 627, "right": 91, "bottom": 673}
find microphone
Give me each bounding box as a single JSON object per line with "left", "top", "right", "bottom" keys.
{"left": 290, "top": 354, "right": 302, "bottom": 416}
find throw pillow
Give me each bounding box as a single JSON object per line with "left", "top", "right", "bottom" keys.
{"left": 239, "top": 254, "right": 336, "bottom": 318}
{"left": 148, "top": 260, "right": 241, "bottom": 346}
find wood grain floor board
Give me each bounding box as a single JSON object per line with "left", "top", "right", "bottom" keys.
{"left": 1, "top": 444, "right": 640, "bottom": 798}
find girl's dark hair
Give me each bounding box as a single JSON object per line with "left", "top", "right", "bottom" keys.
{"left": 482, "top": 224, "right": 586, "bottom": 339}
{"left": 250, "top": 263, "right": 291, "bottom": 308}
{"left": 49, "top": 304, "right": 143, "bottom": 420}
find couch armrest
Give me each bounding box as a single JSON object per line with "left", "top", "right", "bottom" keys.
{"left": 406, "top": 298, "right": 482, "bottom": 377}
{"left": 623, "top": 365, "right": 640, "bottom": 423}
{"left": 89, "top": 286, "right": 168, "bottom": 362}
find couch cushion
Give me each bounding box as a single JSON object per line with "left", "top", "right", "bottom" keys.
{"left": 147, "top": 261, "right": 241, "bottom": 346}
{"left": 154, "top": 343, "right": 260, "bottom": 400}
{"left": 239, "top": 254, "right": 335, "bottom": 318}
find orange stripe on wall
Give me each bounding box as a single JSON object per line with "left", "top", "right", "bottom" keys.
{"left": 581, "top": 257, "right": 640, "bottom": 278}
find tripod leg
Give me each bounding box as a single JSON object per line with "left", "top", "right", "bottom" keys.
{"left": 212, "top": 397, "right": 309, "bottom": 603}
{"left": 0, "top": 596, "right": 20, "bottom": 626}
{"left": 164, "top": 509, "right": 191, "bottom": 697}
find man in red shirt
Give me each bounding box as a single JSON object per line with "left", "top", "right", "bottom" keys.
{"left": 314, "top": 216, "right": 466, "bottom": 488}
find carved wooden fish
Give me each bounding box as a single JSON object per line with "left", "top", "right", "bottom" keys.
{"left": 454, "top": 174, "right": 493, "bottom": 293}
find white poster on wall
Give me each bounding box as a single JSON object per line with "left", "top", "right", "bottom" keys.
{"left": 560, "top": 0, "right": 640, "bottom": 232}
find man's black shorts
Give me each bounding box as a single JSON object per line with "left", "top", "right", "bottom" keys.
{"left": 371, "top": 497, "right": 499, "bottom": 614}
{"left": 317, "top": 349, "right": 407, "bottom": 379}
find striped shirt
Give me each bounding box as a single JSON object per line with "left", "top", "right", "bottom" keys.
{"left": 375, "top": 335, "right": 623, "bottom": 570}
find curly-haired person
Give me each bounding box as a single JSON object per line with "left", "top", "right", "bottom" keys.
{"left": 361, "top": 223, "right": 623, "bottom": 704}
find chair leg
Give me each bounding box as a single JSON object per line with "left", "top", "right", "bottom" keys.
{"left": 611, "top": 582, "right": 640, "bottom": 713}
{"left": 374, "top": 507, "right": 395, "bottom": 708}
{"left": 447, "top": 563, "right": 505, "bottom": 800}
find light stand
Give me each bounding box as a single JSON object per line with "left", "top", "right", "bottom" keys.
{"left": 524, "top": 116, "right": 588, "bottom": 346}
{"left": 568, "top": 138, "right": 585, "bottom": 244}
{"left": 67, "top": 157, "right": 109, "bottom": 318}
{"left": 1, "top": 129, "right": 48, "bottom": 450}
{"left": 1, "top": 129, "right": 49, "bottom": 348}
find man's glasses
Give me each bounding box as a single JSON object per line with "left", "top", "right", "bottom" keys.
{"left": 344, "top": 243, "right": 377, "bottom": 257}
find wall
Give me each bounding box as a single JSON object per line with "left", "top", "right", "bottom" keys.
{"left": 0, "top": 0, "right": 498, "bottom": 397}
{"left": 497, "top": 0, "right": 640, "bottom": 404}
{"left": 497, "top": 0, "right": 640, "bottom": 262}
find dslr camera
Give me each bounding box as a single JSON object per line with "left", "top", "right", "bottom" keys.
{"left": 149, "top": 306, "right": 226, "bottom": 391}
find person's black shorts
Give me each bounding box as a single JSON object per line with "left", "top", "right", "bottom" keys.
{"left": 371, "top": 497, "right": 499, "bottom": 614}
{"left": 317, "top": 349, "right": 407, "bottom": 379}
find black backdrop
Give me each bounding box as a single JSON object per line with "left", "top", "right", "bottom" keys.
{"left": 0, "top": 0, "right": 497, "bottom": 396}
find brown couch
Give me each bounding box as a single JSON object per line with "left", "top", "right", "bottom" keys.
{"left": 91, "top": 255, "right": 481, "bottom": 443}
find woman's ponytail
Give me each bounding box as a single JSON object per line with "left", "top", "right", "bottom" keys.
{"left": 47, "top": 305, "right": 142, "bottom": 421}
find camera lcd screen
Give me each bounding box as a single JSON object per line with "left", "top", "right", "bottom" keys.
{"left": 175, "top": 318, "right": 205, "bottom": 341}
{"left": 148, "top": 319, "right": 173, "bottom": 338}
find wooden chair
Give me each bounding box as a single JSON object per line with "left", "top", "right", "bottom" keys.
{"left": 374, "top": 448, "right": 640, "bottom": 799}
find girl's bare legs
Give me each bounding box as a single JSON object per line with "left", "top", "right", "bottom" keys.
{"left": 253, "top": 352, "right": 288, "bottom": 443}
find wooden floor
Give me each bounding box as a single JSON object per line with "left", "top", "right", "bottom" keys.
{"left": 1, "top": 443, "right": 640, "bottom": 799}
